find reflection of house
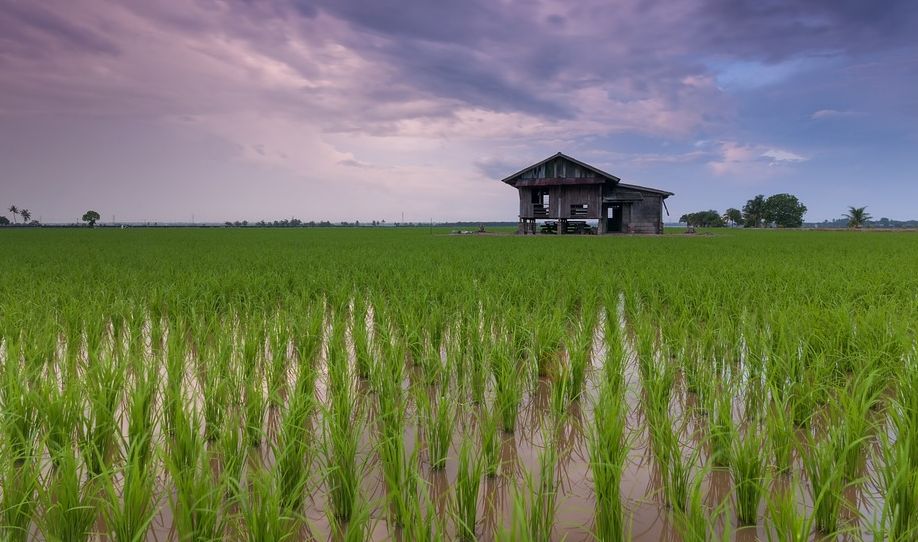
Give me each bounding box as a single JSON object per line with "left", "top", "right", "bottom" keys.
{"left": 499, "top": 153, "right": 674, "bottom": 234}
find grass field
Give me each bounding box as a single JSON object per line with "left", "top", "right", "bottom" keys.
{"left": 1, "top": 227, "right": 917, "bottom": 541}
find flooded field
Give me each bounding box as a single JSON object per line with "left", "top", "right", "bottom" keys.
{"left": 1, "top": 227, "right": 916, "bottom": 541}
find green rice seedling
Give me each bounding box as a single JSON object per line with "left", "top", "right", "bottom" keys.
{"left": 102, "top": 435, "right": 159, "bottom": 542}
{"left": 323, "top": 315, "right": 364, "bottom": 522}
{"left": 274, "top": 390, "right": 314, "bottom": 516}
{"left": 532, "top": 313, "right": 563, "bottom": 379}
{"left": 565, "top": 318, "right": 592, "bottom": 402}
{"left": 730, "top": 425, "right": 767, "bottom": 524}
{"left": 2, "top": 344, "right": 41, "bottom": 463}
{"left": 588, "top": 380, "right": 629, "bottom": 542}
{"left": 453, "top": 434, "right": 484, "bottom": 541}
{"left": 201, "top": 342, "right": 230, "bottom": 442}
{"left": 379, "top": 434, "right": 421, "bottom": 529}
{"left": 527, "top": 428, "right": 559, "bottom": 540}
{"left": 336, "top": 495, "right": 374, "bottom": 542}
{"left": 323, "top": 392, "right": 362, "bottom": 522}
{"left": 165, "top": 385, "right": 203, "bottom": 478}
{"left": 633, "top": 316, "right": 659, "bottom": 385}
{"left": 0, "top": 457, "right": 39, "bottom": 542}
{"left": 292, "top": 307, "right": 325, "bottom": 385}
{"left": 480, "top": 403, "right": 501, "bottom": 477}
{"left": 266, "top": 319, "right": 290, "bottom": 407}
{"left": 352, "top": 297, "right": 373, "bottom": 380}
{"left": 494, "top": 482, "right": 535, "bottom": 542}
{"left": 550, "top": 368, "right": 570, "bottom": 418}
{"left": 166, "top": 400, "right": 225, "bottom": 542}
{"left": 376, "top": 373, "right": 419, "bottom": 529}
{"left": 661, "top": 422, "right": 695, "bottom": 513}
{"left": 37, "top": 446, "right": 98, "bottom": 542}
{"left": 766, "top": 476, "right": 815, "bottom": 542}
{"left": 765, "top": 391, "right": 795, "bottom": 474}
{"left": 217, "top": 414, "right": 247, "bottom": 500}
{"left": 708, "top": 390, "right": 734, "bottom": 467}
{"left": 80, "top": 345, "right": 125, "bottom": 477}
{"left": 493, "top": 336, "right": 523, "bottom": 433}
{"left": 244, "top": 371, "right": 267, "bottom": 447}
{"left": 402, "top": 464, "right": 447, "bottom": 542}
{"left": 674, "top": 474, "right": 708, "bottom": 542}
{"left": 874, "top": 419, "right": 918, "bottom": 541}
{"left": 236, "top": 466, "right": 299, "bottom": 542}
{"left": 419, "top": 389, "right": 455, "bottom": 471}
{"left": 802, "top": 428, "right": 845, "bottom": 535}
{"left": 447, "top": 321, "right": 468, "bottom": 396}
{"left": 674, "top": 470, "right": 733, "bottom": 542}
{"left": 834, "top": 371, "right": 881, "bottom": 483}
{"left": 42, "top": 376, "right": 80, "bottom": 467}
{"left": 418, "top": 339, "right": 447, "bottom": 387}
{"left": 643, "top": 353, "right": 675, "bottom": 468}
{"left": 468, "top": 340, "right": 488, "bottom": 406}
{"left": 170, "top": 453, "right": 226, "bottom": 541}
{"left": 125, "top": 362, "right": 158, "bottom": 469}
{"left": 602, "top": 304, "right": 626, "bottom": 391}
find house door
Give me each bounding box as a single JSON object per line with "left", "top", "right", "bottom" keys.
{"left": 607, "top": 204, "right": 624, "bottom": 232}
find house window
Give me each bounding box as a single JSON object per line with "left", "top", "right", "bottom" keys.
{"left": 570, "top": 203, "right": 588, "bottom": 217}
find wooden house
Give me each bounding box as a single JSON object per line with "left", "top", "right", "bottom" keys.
{"left": 499, "top": 153, "right": 673, "bottom": 234}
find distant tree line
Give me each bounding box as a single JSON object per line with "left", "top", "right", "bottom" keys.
{"left": 680, "top": 193, "right": 808, "bottom": 228}
{"left": 223, "top": 219, "right": 394, "bottom": 227}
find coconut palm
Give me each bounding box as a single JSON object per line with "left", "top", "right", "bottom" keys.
{"left": 19, "top": 209, "right": 31, "bottom": 223}
{"left": 8, "top": 205, "right": 18, "bottom": 224}
{"left": 843, "top": 206, "right": 871, "bottom": 229}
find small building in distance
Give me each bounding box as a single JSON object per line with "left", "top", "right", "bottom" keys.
{"left": 500, "top": 152, "right": 673, "bottom": 234}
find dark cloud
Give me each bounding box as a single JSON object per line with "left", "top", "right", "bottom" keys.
{"left": 0, "top": 1, "right": 120, "bottom": 56}
{"left": 281, "top": 0, "right": 918, "bottom": 125}
{"left": 696, "top": 0, "right": 918, "bottom": 60}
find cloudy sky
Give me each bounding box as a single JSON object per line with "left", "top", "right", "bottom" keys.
{"left": 1, "top": 0, "right": 917, "bottom": 223}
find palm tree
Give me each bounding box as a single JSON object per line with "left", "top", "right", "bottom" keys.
{"left": 8, "top": 205, "right": 18, "bottom": 224}
{"left": 19, "top": 209, "right": 31, "bottom": 223}
{"left": 843, "top": 206, "right": 871, "bottom": 229}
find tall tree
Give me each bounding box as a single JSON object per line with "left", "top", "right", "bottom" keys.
{"left": 680, "top": 210, "right": 725, "bottom": 227}
{"left": 19, "top": 209, "right": 31, "bottom": 223}
{"left": 742, "top": 195, "right": 767, "bottom": 228}
{"left": 8, "top": 205, "right": 18, "bottom": 224}
{"left": 763, "top": 194, "right": 807, "bottom": 228}
{"left": 843, "top": 206, "right": 871, "bottom": 229}
{"left": 82, "top": 210, "right": 101, "bottom": 227}
{"left": 724, "top": 208, "right": 742, "bottom": 226}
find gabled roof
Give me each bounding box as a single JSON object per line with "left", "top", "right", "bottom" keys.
{"left": 499, "top": 152, "right": 620, "bottom": 185}
{"left": 499, "top": 152, "right": 673, "bottom": 198}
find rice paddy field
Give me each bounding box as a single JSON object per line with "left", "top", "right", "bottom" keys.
{"left": 2, "top": 227, "right": 918, "bottom": 541}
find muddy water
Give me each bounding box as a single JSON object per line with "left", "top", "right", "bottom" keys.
{"left": 18, "top": 311, "right": 888, "bottom": 542}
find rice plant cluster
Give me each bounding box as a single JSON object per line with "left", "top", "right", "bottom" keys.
{"left": 1, "top": 227, "right": 917, "bottom": 541}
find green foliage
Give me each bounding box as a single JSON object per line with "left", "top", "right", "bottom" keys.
{"left": 81, "top": 210, "right": 101, "bottom": 227}
{"left": 0, "top": 226, "right": 914, "bottom": 541}
{"left": 679, "top": 209, "right": 725, "bottom": 227}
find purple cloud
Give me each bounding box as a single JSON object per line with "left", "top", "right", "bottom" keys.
{"left": 0, "top": 0, "right": 916, "bottom": 222}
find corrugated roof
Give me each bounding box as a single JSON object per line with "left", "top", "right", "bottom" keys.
{"left": 498, "top": 152, "right": 673, "bottom": 198}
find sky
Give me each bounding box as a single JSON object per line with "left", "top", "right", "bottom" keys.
{"left": 1, "top": 0, "right": 917, "bottom": 224}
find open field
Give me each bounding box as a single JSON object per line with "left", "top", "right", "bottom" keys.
{"left": 1, "top": 227, "right": 917, "bottom": 541}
